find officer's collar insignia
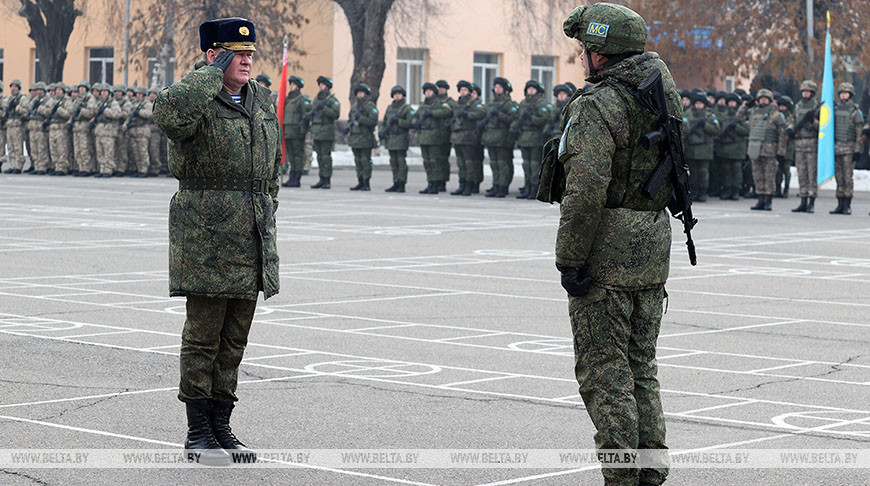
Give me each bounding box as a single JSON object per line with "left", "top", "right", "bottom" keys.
{"left": 586, "top": 22, "right": 609, "bottom": 38}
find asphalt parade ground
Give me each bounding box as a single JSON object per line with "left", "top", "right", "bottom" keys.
{"left": 1, "top": 170, "right": 869, "bottom": 486}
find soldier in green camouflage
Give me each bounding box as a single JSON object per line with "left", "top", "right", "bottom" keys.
{"left": 549, "top": 84, "right": 572, "bottom": 141}
{"left": 414, "top": 82, "right": 453, "bottom": 194}
{"left": 381, "top": 85, "right": 415, "bottom": 193}
{"left": 469, "top": 83, "right": 486, "bottom": 193}
{"left": 153, "top": 17, "right": 280, "bottom": 466}
{"left": 716, "top": 93, "right": 749, "bottom": 200}
{"left": 308, "top": 75, "right": 341, "bottom": 189}
{"left": 126, "top": 86, "right": 155, "bottom": 177}
{"left": 740, "top": 89, "right": 787, "bottom": 210}
{"left": 448, "top": 80, "right": 486, "bottom": 196}
{"left": 0, "top": 82, "right": 6, "bottom": 171}
{"left": 280, "top": 75, "right": 309, "bottom": 188}
{"left": 436, "top": 80, "right": 454, "bottom": 190}
{"left": 790, "top": 80, "right": 820, "bottom": 213}
{"left": 71, "top": 81, "right": 98, "bottom": 177}
{"left": 43, "top": 84, "right": 75, "bottom": 176}
{"left": 775, "top": 95, "right": 794, "bottom": 198}
{"left": 682, "top": 93, "right": 720, "bottom": 201}
{"left": 829, "top": 82, "right": 864, "bottom": 215}
{"left": 557, "top": 4, "right": 673, "bottom": 484}
{"left": 346, "top": 83, "right": 379, "bottom": 191}
{"left": 481, "top": 77, "right": 519, "bottom": 198}
{"left": 709, "top": 91, "right": 728, "bottom": 197}
{"left": 512, "top": 80, "right": 552, "bottom": 200}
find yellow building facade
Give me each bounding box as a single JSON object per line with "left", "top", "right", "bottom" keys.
{"left": 1, "top": 1, "right": 584, "bottom": 117}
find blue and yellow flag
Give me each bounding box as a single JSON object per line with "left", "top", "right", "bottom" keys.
{"left": 816, "top": 11, "right": 835, "bottom": 186}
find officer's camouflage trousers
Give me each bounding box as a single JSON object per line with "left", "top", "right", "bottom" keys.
{"left": 570, "top": 285, "right": 669, "bottom": 486}
{"left": 128, "top": 126, "right": 151, "bottom": 173}
{"left": 178, "top": 296, "right": 257, "bottom": 403}
{"left": 389, "top": 149, "right": 408, "bottom": 183}
{"left": 421, "top": 144, "right": 444, "bottom": 182}
{"left": 794, "top": 148, "right": 817, "bottom": 197}
{"left": 73, "top": 125, "right": 96, "bottom": 173}
{"left": 834, "top": 153, "right": 855, "bottom": 198}
{"left": 285, "top": 137, "right": 305, "bottom": 173}
{"left": 352, "top": 147, "right": 373, "bottom": 179}
{"left": 148, "top": 127, "right": 162, "bottom": 173}
{"left": 455, "top": 145, "right": 481, "bottom": 184}
{"left": 27, "top": 121, "right": 51, "bottom": 171}
{"left": 520, "top": 146, "right": 543, "bottom": 187}
{"left": 487, "top": 146, "right": 514, "bottom": 188}
{"left": 48, "top": 125, "right": 71, "bottom": 173}
{"left": 313, "top": 139, "right": 334, "bottom": 178}
{"left": 95, "top": 134, "right": 117, "bottom": 174}
{"left": 751, "top": 156, "right": 777, "bottom": 195}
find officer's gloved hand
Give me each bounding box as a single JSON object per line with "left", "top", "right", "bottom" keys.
{"left": 210, "top": 50, "right": 236, "bottom": 72}
{"left": 556, "top": 263, "right": 591, "bottom": 297}
{"left": 776, "top": 155, "right": 786, "bottom": 165}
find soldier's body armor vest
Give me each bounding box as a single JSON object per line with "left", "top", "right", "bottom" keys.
{"left": 834, "top": 101, "right": 858, "bottom": 143}
{"left": 794, "top": 99, "right": 818, "bottom": 139}
{"left": 748, "top": 105, "right": 778, "bottom": 143}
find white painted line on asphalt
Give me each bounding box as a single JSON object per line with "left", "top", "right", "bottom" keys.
{"left": 58, "top": 330, "right": 141, "bottom": 340}
{"left": 658, "top": 319, "right": 807, "bottom": 338}
{"left": 748, "top": 362, "right": 815, "bottom": 373}
{"left": 676, "top": 400, "right": 760, "bottom": 416}
{"left": 440, "top": 376, "right": 517, "bottom": 388}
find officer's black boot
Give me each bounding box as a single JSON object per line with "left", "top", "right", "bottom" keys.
{"left": 830, "top": 197, "right": 844, "bottom": 214}
{"left": 184, "top": 400, "right": 231, "bottom": 466}
{"left": 494, "top": 185, "right": 507, "bottom": 198}
{"left": 208, "top": 400, "right": 256, "bottom": 463}
{"left": 321, "top": 177, "right": 331, "bottom": 189}
{"left": 775, "top": 186, "right": 783, "bottom": 198}
{"left": 807, "top": 196, "right": 815, "bottom": 213}
{"left": 395, "top": 182, "right": 405, "bottom": 193}
{"left": 361, "top": 178, "right": 370, "bottom": 191}
{"left": 350, "top": 177, "right": 364, "bottom": 191}
{"left": 23, "top": 166, "right": 34, "bottom": 174}
{"left": 310, "top": 177, "right": 325, "bottom": 189}
{"left": 843, "top": 197, "right": 852, "bottom": 215}
{"left": 385, "top": 182, "right": 398, "bottom": 192}
{"left": 763, "top": 194, "right": 772, "bottom": 210}
{"left": 281, "top": 172, "right": 293, "bottom": 187}
{"left": 450, "top": 180, "right": 466, "bottom": 196}
{"left": 719, "top": 187, "right": 730, "bottom": 200}
{"left": 750, "top": 196, "right": 765, "bottom": 210}
{"left": 470, "top": 182, "right": 480, "bottom": 194}
{"left": 792, "top": 197, "right": 807, "bottom": 213}
{"left": 289, "top": 171, "right": 302, "bottom": 187}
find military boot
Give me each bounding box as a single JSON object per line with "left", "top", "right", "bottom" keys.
{"left": 208, "top": 400, "right": 256, "bottom": 463}
{"left": 763, "top": 194, "right": 772, "bottom": 210}
{"left": 385, "top": 182, "right": 398, "bottom": 192}
{"left": 727, "top": 186, "right": 740, "bottom": 200}
{"left": 775, "top": 186, "right": 783, "bottom": 198}
{"left": 437, "top": 181, "right": 447, "bottom": 193}
{"left": 485, "top": 185, "right": 497, "bottom": 196}
{"left": 843, "top": 197, "right": 852, "bottom": 215}
{"left": 782, "top": 184, "right": 789, "bottom": 198}
{"left": 394, "top": 182, "right": 405, "bottom": 193}
{"left": 281, "top": 172, "right": 294, "bottom": 187}
{"left": 516, "top": 184, "right": 529, "bottom": 199}
{"left": 419, "top": 182, "right": 437, "bottom": 194}
{"left": 526, "top": 184, "right": 538, "bottom": 201}
{"left": 750, "top": 196, "right": 765, "bottom": 210}
{"left": 807, "top": 197, "right": 815, "bottom": 213}
{"left": 23, "top": 166, "right": 35, "bottom": 174}
{"left": 485, "top": 185, "right": 500, "bottom": 198}
{"left": 184, "top": 401, "right": 232, "bottom": 466}
{"left": 361, "top": 178, "right": 370, "bottom": 191}
{"left": 719, "top": 188, "right": 730, "bottom": 200}
{"left": 495, "top": 185, "right": 507, "bottom": 198}
{"left": 349, "top": 177, "right": 364, "bottom": 191}
{"left": 310, "top": 177, "right": 326, "bottom": 189}
{"left": 792, "top": 197, "right": 807, "bottom": 213}
{"left": 470, "top": 182, "right": 480, "bottom": 194}
{"left": 461, "top": 183, "right": 473, "bottom": 196}
{"left": 830, "top": 197, "right": 844, "bottom": 214}
{"left": 450, "top": 180, "right": 466, "bottom": 196}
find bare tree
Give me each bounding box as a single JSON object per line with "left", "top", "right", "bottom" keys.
{"left": 12, "top": 0, "right": 83, "bottom": 82}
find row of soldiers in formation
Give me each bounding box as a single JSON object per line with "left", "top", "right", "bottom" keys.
{"left": 280, "top": 75, "right": 575, "bottom": 198}
{"left": 681, "top": 80, "right": 869, "bottom": 214}
{"left": 0, "top": 80, "right": 168, "bottom": 177}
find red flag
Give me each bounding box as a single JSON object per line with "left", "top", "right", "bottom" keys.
{"left": 276, "top": 35, "right": 289, "bottom": 168}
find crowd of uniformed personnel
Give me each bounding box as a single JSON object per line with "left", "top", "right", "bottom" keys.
{"left": 678, "top": 83, "right": 869, "bottom": 214}
{"left": 0, "top": 80, "right": 168, "bottom": 177}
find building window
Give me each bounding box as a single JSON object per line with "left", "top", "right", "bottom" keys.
{"left": 89, "top": 47, "right": 115, "bottom": 84}
{"left": 725, "top": 76, "right": 735, "bottom": 93}
{"left": 146, "top": 56, "right": 176, "bottom": 88}
{"left": 473, "top": 52, "right": 499, "bottom": 104}
{"left": 397, "top": 48, "right": 426, "bottom": 105}
{"left": 531, "top": 55, "right": 556, "bottom": 100}
{"left": 31, "top": 49, "right": 39, "bottom": 83}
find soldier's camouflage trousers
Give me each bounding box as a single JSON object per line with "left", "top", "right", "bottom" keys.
{"left": 487, "top": 146, "right": 513, "bottom": 188}
{"left": 834, "top": 153, "right": 855, "bottom": 198}
{"left": 285, "top": 137, "right": 305, "bottom": 173}
{"left": 95, "top": 134, "right": 117, "bottom": 174}
{"left": 570, "top": 284, "right": 669, "bottom": 486}
{"left": 751, "top": 156, "right": 777, "bottom": 195}
{"left": 178, "top": 296, "right": 257, "bottom": 403}
{"left": 7, "top": 125, "right": 26, "bottom": 170}
{"left": 389, "top": 149, "right": 408, "bottom": 183}
{"left": 708, "top": 156, "right": 722, "bottom": 193}
{"left": 520, "top": 146, "right": 543, "bottom": 187}
{"left": 314, "top": 140, "right": 334, "bottom": 178}
{"left": 48, "top": 125, "right": 71, "bottom": 174}
{"left": 27, "top": 121, "right": 51, "bottom": 171}
{"left": 116, "top": 132, "right": 129, "bottom": 172}
{"left": 304, "top": 132, "right": 314, "bottom": 172}
{"left": 421, "top": 144, "right": 444, "bottom": 182}
{"left": 473, "top": 145, "right": 485, "bottom": 183}
{"left": 129, "top": 126, "right": 151, "bottom": 174}
{"left": 352, "top": 147, "right": 373, "bottom": 179}
{"left": 455, "top": 144, "right": 481, "bottom": 184}
{"left": 775, "top": 155, "right": 792, "bottom": 194}
{"left": 148, "top": 127, "right": 162, "bottom": 174}
{"left": 719, "top": 158, "right": 743, "bottom": 190}
{"left": 73, "top": 124, "right": 96, "bottom": 173}
{"left": 794, "top": 148, "right": 817, "bottom": 197}
{"left": 0, "top": 129, "right": 6, "bottom": 166}
{"left": 687, "top": 158, "right": 710, "bottom": 195}
{"left": 440, "top": 143, "right": 452, "bottom": 182}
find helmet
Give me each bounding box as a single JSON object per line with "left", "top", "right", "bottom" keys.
{"left": 77, "top": 80, "right": 90, "bottom": 90}
{"left": 715, "top": 91, "right": 728, "bottom": 101}
{"left": 837, "top": 82, "right": 855, "bottom": 96}
{"left": 724, "top": 93, "right": 740, "bottom": 104}
{"left": 288, "top": 75, "right": 304, "bottom": 88}
{"left": 136, "top": 86, "right": 147, "bottom": 95}
{"left": 756, "top": 89, "right": 774, "bottom": 101}
{"left": 316, "top": 76, "right": 333, "bottom": 89}
{"left": 564, "top": 82, "right": 577, "bottom": 94}
{"left": 353, "top": 83, "right": 371, "bottom": 95}
{"left": 470, "top": 83, "right": 482, "bottom": 96}
{"left": 779, "top": 95, "right": 794, "bottom": 108}
{"left": 799, "top": 80, "right": 818, "bottom": 93}
{"left": 691, "top": 93, "right": 708, "bottom": 106}
{"left": 705, "top": 89, "right": 716, "bottom": 98}
{"left": 9, "top": 79, "right": 22, "bottom": 89}
{"left": 524, "top": 80, "right": 544, "bottom": 94}
{"left": 255, "top": 74, "right": 271, "bottom": 87}
{"left": 553, "top": 84, "right": 571, "bottom": 96}
{"left": 148, "top": 86, "right": 161, "bottom": 95}
{"left": 421, "top": 82, "right": 438, "bottom": 94}
{"left": 46, "top": 82, "right": 58, "bottom": 91}
{"left": 390, "top": 85, "right": 406, "bottom": 97}
{"left": 563, "top": 2, "right": 647, "bottom": 55}
{"left": 33, "top": 82, "right": 47, "bottom": 91}
{"left": 493, "top": 77, "right": 512, "bottom": 92}
{"left": 435, "top": 79, "right": 450, "bottom": 90}
{"left": 734, "top": 88, "right": 746, "bottom": 96}
{"left": 456, "top": 80, "right": 472, "bottom": 92}
{"left": 679, "top": 89, "right": 691, "bottom": 99}
{"left": 113, "top": 84, "right": 125, "bottom": 94}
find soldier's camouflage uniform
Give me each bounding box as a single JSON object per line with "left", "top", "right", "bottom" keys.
{"left": 791, "top": 97, "right": 820, "bottom": 198}
{"left": 715, "top": 98, "right": 750, "bottom": 199}
{"left": 481, "top": 91, "right": 519, "bottom": 193}
{"left": 0, "top": 86, "right": 7, "bottom": 169}
{"left": 415, "top": 94, "right": 453, "bottom": 185}
{"left": 93, "top": 96, "right": 124, "bottom": 175}
{"left": 4, "top": 88, "right": 27, "bottom": 171}
{"left": 512, "top": 89, "right": 553, "bottom": 196}
{"left": 43, "top": 92, "right": 75, "bottom": 174}
{"left": 832, "top": 96, "right": 864, "bottom": 198}
{"left": 682, "top": 101, "right": 720, "bottom": 199}
{"left": 115, "top": 91, "right": 132, "bottom": 173}
{"left": 127, "top": 98, "right": 155, "bottom": 175}
{"left": 22, "top": 90, "right": 51, "bottom": 172}
{"left": 308, "top": 89, "right": 341, "bottom": 180}
{"left": 346, "top": 93, "right": 379, "bottom": 183}
{"left": 281, "top": 89, "right": 310, "bottom": 178}
{"left": 154, "top": 60, "right": 281, "bottom": 403}
{"left": 382, "top": 97, "right": 415, "bottom": 185}
{"left": 449, "top": 93, "right": 486, "bottom": 191}
{"left": 776, "top": 104, "right": 795, "bottom": 196}
{"left": 740, "top": 98, "right": 787, "bottom": 197}
{"left": 72, "top": 92, "right": 99, "bottom": 175}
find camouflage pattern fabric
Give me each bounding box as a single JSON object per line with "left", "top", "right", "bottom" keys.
{"left": 27, "top": 121, "right": 50, "bottom": 171}
{"left": 178, "top": 295, "right": 257, "bottom": 403}
{"left": 154, "top": 61, "right": 281, "bottom": 300}
{"left": 286, "top": 137, "right": 305, "bottom": 173}
{"left": 49, "top": 125, "right": 72, "bottom": 173}
{"left": 834, "top": 153, "right": 856, "bottom": 198}
{"left": 313, "top": 140, "right": 333, "bottom": 178}
{"left": 347, "top": 97, "right": 379, "bottom": 150}
{"left": 751, "top": 156, "right": 778, "bottom": 195}
{"left": 388, "top": 149, "right": 408, "bottom": 183}
{"left": 303, "top": 132, "right": 313, "bottom": 172}
{"left": 382, "top": 99, "right": 415, "bottom": 151}
{"left": 148, "top": 125, "right": 163, "bottom": 174}
{"left": 5, "top": 93, "right": 27, "bottom": 170}
{"left": 420, "top": 144, "right": 443, "bottom": 183}
{"left": 94, "top": 98, "right": 123, "bottom": 174}
{"left": 282, "top": 90, "right": 310, "bottom": 140}
{"left": 308, "top": 90, "right": 340, "bottom": 142}
{"left": 351, "top": 147, "right": 373, "bottom": 179}
{"left": 794, "top": 149, "right": 818, "bottom": 197}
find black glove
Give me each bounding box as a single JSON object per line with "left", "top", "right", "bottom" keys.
{"left": 786, "top": 128, "right": 795, "bottom": 138}
{"left": 556, "top": 263, "right": 591, "bottom": 297}
{"left": 853, "top": 153, "right": 862, "bottom": 163}
{"left": 776, "top": 155, "right": 786, "bottom": 165}
{"left": 210, "top": 50, "right": 235, "bottom": 72}
{"left": 862, "top": 127, "right": 870, "bottom": 137}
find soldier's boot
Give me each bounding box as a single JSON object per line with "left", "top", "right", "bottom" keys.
{"left": 450, "top": 180, "right": 466, "bottom": 196}
{"left": 843, "top": 197, "right": 852, "bottom": 215}
{"left": 792, "top": 197, "right": 808, "bottom": 213}
{"left": 783, "top": 184, "right": 789, "bottom": 198}
{"left": 349, "top": 177, "right": 364, "bottom": 191}
{"left": 47, "top": 168, "right": 55, "bottom": 175}
{"left": 2, "top": 169, "right": 14, "bottom": 174}
{"left": 291, "top": 171, "right": 302, "bottom": 187}
{"left": 184, "top": 401, "right": 232, "bottom": 466}
{"left": 495, "top": 185, "right": 507, "bottom": 198}
{"left": 775, "top": 185, "right": 783, "bottom": 198}
{"left": 526, "top": 184, "right": 538, "bottom": 200}
{"left": 361, "top": 178, "right": 370, "bottom": 191}
{"left": 729, "top": 186, "right": 741, "bottom": 200}
{"left": 470, "top": 182, "right": 480, "bottom": 194}
{"left": 33, "top": 170, "right": 46, "bottom": 175}
{"left": 281, "top": 171, "right": 294, "bottom": 187}
{"left": 394, "top": 182, "right": 405, "bottom": 193}
{"left": 461, "top": 183, "right": 473, "bottom": 196}
{"left": 208, "top": 400, "right": 256, "bottom": 463}
{"left": 695, "top": 189, "right": 707, "bottom": 202}
{"left": 484, "top": 185, "right": 499, "bottom": 198}
{"left": 23, "top": 166, "right": 35, "bottom": 174}
{"left": 516, "top": 184, "right": 529, "bottom": 199}
{"left": 763, "top": 194, "right": 773, "bottom": 210}
{"left": 485, "top": 185, "right": 497, "bottom": 196}
{"left": 750, "top": 196, "right": 766, "bottom": 211}
{"left": 719, "top": 188, "right": 730, "bottom": 200}
{"left": 320, "top": 177, "right": 331, "bottom": 189}
{"left": 419, "top": 182, "right": 438, "bottom": 194}
{"left": 11, "top": 169, "right": 22, "bottom": 174}
{"left": 807, "top": 197, "right": 815, "bottom": 213}
{"left": 385, "top": 182, "right": 398, "bottom": 192}
{"left": 709, "top": 185, "right": 721, "bottom": 197}
{"left": 310, "top": 177, "right": 326, "bottom": 189}
{"left": 437, "top": 181, "right": 447, "bottom": 193}
{"left": 829, "top": 197, "right": 844, "bottom": 214}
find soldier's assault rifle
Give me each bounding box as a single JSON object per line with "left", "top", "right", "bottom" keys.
{"left": 89, "top": 101, "right": 109, "bottom": 132}
{"left": 786, "top": 102, "right": 824, "bottom": 141}
{"left": 21, "top": 97, "right": 43, "bottom": 123}
{"left": 42, "top": 100, "right": 63, "bottom": 132}
{"left": 1, "top": 96, "right": 21, "bottom": 129}
{"left": 473, "top": 106, "right": 500, "bottom": 137}
{"left": 300, "top": 99, "right": 327, "bottom": 127}
{"left": 344, "top": 109, "right": 362, "bottom": 135}
{"left": 66, "top": 100, "right": 85, "bottom": 134}
{"left": 123, "top": 103, "right": 143, "bottom": 132}
{"left": 509, "top": 107, "right": 533, "bottom": 140}
{"left": 411, "top": 108, "right": 432, "bottom": 130}
{"left": 378, "top": 115, "right": 399, "bottom": 143}
{"left": 444, "top": 105, "right": 469, "bottom": 130}
{"left": 633, "top": 70, "right": 698, "bottom": 266}
{"left": 716, "top": 120, "right": 740, "bottom": 142}
{"left": 684, "top": 118, "right": 706, "bottom": 139}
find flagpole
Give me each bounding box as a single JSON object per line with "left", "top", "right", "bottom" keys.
{"left": 277, "top": 35, "right": 290, "bottom": 183}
